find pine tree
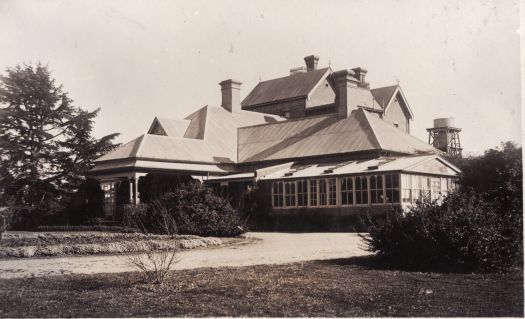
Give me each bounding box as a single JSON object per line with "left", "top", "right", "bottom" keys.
{"left": 0, "top": 63, "right": 119, "bottom": 220}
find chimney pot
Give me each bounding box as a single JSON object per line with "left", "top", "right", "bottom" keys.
{"left": 304, "top": 55, "right": 320, "bottom": 71}
{"left": 351, "top": 67, "right": 369, "bottom": 88}
{"left": 219, "top": 79, "right": 242, "bottom": 113}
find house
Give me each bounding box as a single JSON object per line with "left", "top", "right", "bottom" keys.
{"left": 90, "top": 55, "right": 459, "bottom": 222}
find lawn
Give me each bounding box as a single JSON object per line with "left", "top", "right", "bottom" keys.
{"left": 0, "top": 256, "right": 522, "bottom": 317}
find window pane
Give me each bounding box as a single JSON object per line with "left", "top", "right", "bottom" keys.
{"left": 309, "top": 180, "right": 318, "bottom": 206}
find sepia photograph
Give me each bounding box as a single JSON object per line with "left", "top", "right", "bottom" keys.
{"left": 0, "top": 0, "right": 522, "bottom": 317}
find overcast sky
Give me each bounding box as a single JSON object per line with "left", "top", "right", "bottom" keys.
{"left": 0, "top": 0, "right": 521, "bottom": 155}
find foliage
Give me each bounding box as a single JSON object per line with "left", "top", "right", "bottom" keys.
{"left": 0, "top": 231, "right": 221, "bottom": 258}
{"left": 362, "top": 142, "right": 523, "bottom": 272}
{"left": 0, "top": 63, "right": 119, "bottom": 228}
{"left": 121, "top": 182, "right": 244, "bottom": 237}
{"left": 62, "top": 178, "right": 106, "bottom": 225}
{"left": 125, "top": 242, "right": 180, "bottom": 284}
{"left": 138, "top": 174, "right": 193, "bottom": 203}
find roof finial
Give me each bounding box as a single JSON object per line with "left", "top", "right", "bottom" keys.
{"left": 394, "top": 75, "right": 400, "bottom": 85}
{"left": 259, "top": 75, "right": 262, "bottom": 82}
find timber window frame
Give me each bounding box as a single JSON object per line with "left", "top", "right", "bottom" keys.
{"left": 340, "top": 176, "right": 354, "bottom": 206}
{"left": 370, "top": 175, "right": 384, "bottom": 205}
{"left": 385, "top": 174, "right": 400, "bottom": 204}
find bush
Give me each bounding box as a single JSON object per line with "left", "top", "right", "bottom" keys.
{"left": 121, "top": 182, "right": 244, "bottom": 237}
{"left": 362, "top": 191, "right": 522, "bottom": 272}
{"left": 63, "top": 178, "right": 105, "bottom": 225}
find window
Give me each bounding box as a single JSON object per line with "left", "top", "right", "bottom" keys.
{"left": 401, "top": 174, "right": 412, "bottom": 203}
{"left": 431, "top": 178, "right": 441, "bottom": 201}
{"left": 355, "top": 176, "right": 368, "bottom": 205}
{"left": 328, "top": 178, "right": 337, "bottom": 206}
{"left": 370, "top": 175, "right": 384, "bottom": 204}
{"left": 341, "top": 177, "right": 353, "bottom": 205}
{"left": 297, "top": 180, "right": 308, "bottom": 206}
{"left": 284, "top": 181, "right": 296, "bottom": 207}
{"left": 421, "top": 176, "right": 431, "bottom": 201}
{"left": 385, "top": 174, "right": 400, "bottom": 203}
{"left": 319, "top": 179, "right": 327, "bottom": 206}
{"left": 102, "top": 182, "right": 116, "bottom": 205}
{"left": 440, "top": 177, "right": 450, "bottom": 197}
{"left": 272, "top": 182, "right": 284, "bottom": 207}
{"left": 411, "top": 175, "right": 421, "bottom": 202}
{"left": 309, "top": 180, "right": 318, "bottom": 206}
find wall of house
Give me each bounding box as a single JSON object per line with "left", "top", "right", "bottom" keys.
{"left": 305, "top": 79, "right": 336, "bottom": 108}
{"left": 243, "top": 98, "right": 306, "bottom": 119}
{"left": 383, "top": 93, "right": 410, "bottom": 133}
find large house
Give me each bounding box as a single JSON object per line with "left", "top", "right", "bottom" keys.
{"left": 90, "top": 55, "right": 459, "bottom": 220}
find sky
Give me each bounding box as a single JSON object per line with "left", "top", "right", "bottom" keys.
{"left": 0, "top": 0, "right": 521, "bottom": 155}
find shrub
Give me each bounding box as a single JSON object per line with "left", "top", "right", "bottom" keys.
{"left": 125, "top": 241, "right": 180, "bottom": 285}
{"left": 63, "top": 178, "right": 105, "bottom": 225}
{"left": 362, "top": 191, "right": 522, "bottom": 272}
{"left": 121, "top": 182, "right": 244, "bottom": 237}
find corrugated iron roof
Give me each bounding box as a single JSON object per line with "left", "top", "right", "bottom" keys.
{"left": 370, "top": 85, "right": 398, "bottom": 109}
{"left": 90, "top": 158, "right": 228, "bottom": 175}
{"left": 94, "top": 106, "right": 284, "bottom": 165}
{"left": 156, "top": 118, "right": 190, "bottom": 137}
{"left": 241, "top": 68, "right": 330, "bottom": 107}
{"left": 237, "top": 108, "right": 438, "bottom": 163}
{"left": 259, "top": 155, "right": 457, "bottom": 180}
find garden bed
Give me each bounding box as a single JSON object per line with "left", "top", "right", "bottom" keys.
{"left": 0, "top": 231, "right": 223, "bottom": 258}
{"left": 0, "top": 257, "right": 521, "bottom": 317}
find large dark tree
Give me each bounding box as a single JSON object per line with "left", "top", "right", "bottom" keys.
{"left": 0, "top": 63, "right": 119, "bottom": 222}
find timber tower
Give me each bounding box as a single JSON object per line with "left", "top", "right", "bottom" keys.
{"left": 427, "top": 117, "right": 462, "bottom": 158}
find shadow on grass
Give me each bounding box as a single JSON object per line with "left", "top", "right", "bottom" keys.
{"left": 314, "top": 255, "right": 494, "bottom": 274}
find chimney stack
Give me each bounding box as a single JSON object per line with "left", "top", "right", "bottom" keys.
{"left": 351, "top": 67, "right": 369, "bottom": 89}
{"left": 304, "top": 55, "right": 320, "bottom": 72}
{"left": 219, "top": 79, "right": 242, "bottom": 113}
{"left": 332, "top": 69, "right": 360, "bottom": 118}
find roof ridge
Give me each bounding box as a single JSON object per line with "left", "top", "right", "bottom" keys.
{"left": 257, "top": 67, "right": 329, "bottom": 85}
{"left": 356, "top": 109, "right": 383, "bottom": 150}
{"left": 370, "top": 84, "right": 399, "bottom": 91}
{"left": 132, "top": 134, "right": 146, "bottom": 157}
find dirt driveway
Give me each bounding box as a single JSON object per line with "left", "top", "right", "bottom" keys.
{"left": 0, "top": 232, "right": 370, "bottom": 279}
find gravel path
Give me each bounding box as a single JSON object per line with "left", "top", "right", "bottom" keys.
{"left": 0, "top": 232, "right": 370, "bottom": 279}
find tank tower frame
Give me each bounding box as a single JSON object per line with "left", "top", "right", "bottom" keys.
{"left": 427, "top": 118, "right": 462, "bottom": 158}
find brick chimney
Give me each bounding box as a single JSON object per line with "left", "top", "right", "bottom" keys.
{"left": 304, "top": 55, "right": 320, "bottom": 72}
{"left": 219, "top": 79, "right": 242, "bottom": 113}
{"left": 332, "top": 69, "right": 360, "bottom": 118}
{"left": 352, "top": 67, "right": 369, "bottom": 88}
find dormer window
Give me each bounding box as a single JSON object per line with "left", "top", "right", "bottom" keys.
{"left": 394, "top": 122, "right": 399, "bottom": 128}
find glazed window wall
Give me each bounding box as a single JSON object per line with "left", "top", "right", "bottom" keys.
{"left": 270, "top": 174, "right": 454, "bottom": 208}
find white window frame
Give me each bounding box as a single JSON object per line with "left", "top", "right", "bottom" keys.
{"left": 340, "top": 176, "right": 354, "bottom": 206}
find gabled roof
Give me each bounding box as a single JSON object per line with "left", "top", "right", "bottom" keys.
{"left": 370, "top": 85, "right": 398, "bottom": 108}
{"left": 241, "top": 68, "right": 330, "bottom": 107}
{"left": 147, "top": 117, "right": 190, "bottom": 137}
{"left": 95, "top": 106, "right": 284, "bottom": 165}
{"left": 237, "top": 108, "right": 438, "bottom": 163}
{"left": 370, "top": 85, "right": 414, "bottom": 119}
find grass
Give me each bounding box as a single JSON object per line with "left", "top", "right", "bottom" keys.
{"left": 0, "top": 231, "right": 224, "bottom": 258}
{"left": 0, "top": 256, "right": 522, "bottom": 317}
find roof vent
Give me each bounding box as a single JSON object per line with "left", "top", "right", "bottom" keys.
{"left": 367, "top": 165, "right": 379, "bottom": 170}
{"left": 323, "top": 169, "right": 334, "bottom": 174}
{"left": 284, "top": 172, "right": 294, "bottom": 177}
{"left": 290, "top": 66, "right": 307, "bottom": 75}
